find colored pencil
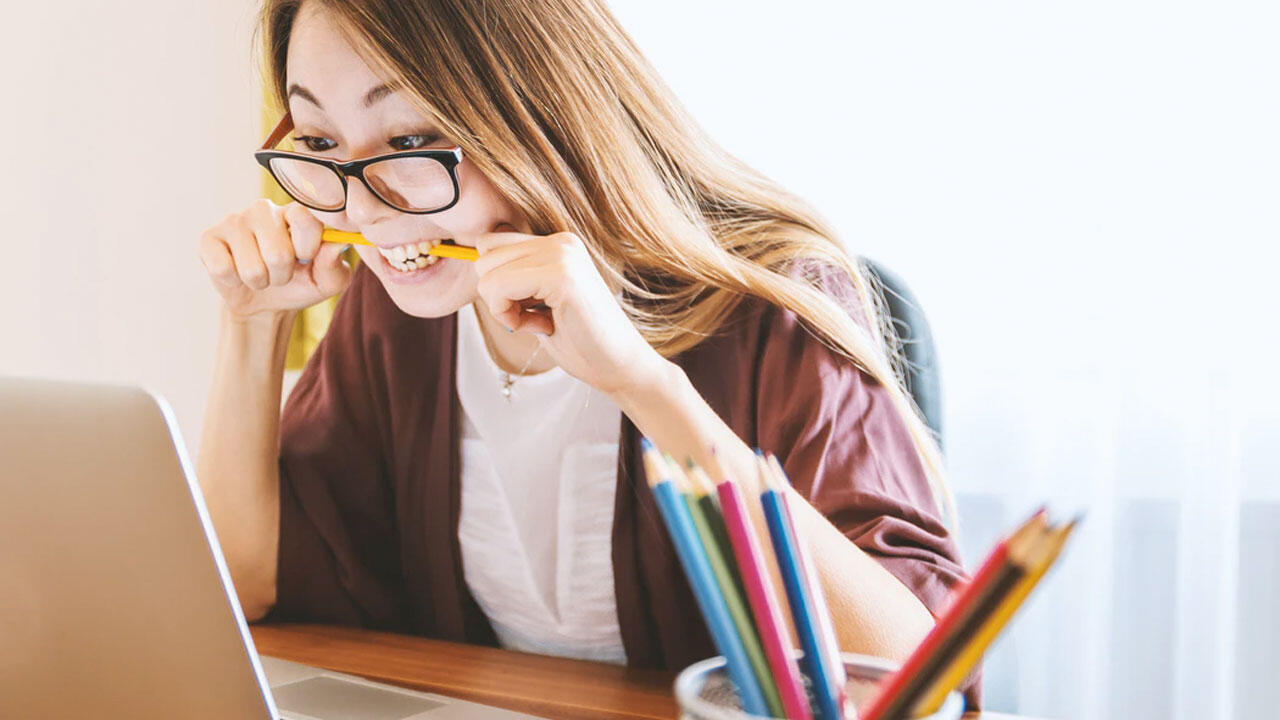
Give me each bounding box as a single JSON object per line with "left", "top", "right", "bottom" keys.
{"left": 900, "top": 519, "right": 1052, "bottom": 716}
{"left": 637, "top": 437, "right": 1078, "bottom": 720}
{"left": 669, "top": 455, "right": 785, "bottom": 718}
{"left": 764, "top": 455, "right": 849, "bottom": 695}
{"left": 320, "top": 228, "right": 479, "bottom": 261}
{"left": 640, "top": 440, "right": 770, "bottom": 716}
{"left": 859, "top": 512, "right": 1042, "bottom": 720}
{"left": 860, "top": 510, "right": 1057, "bottom": 720}
{"left": 758, "top": 454, "right": 846, "bottom": 720}
{"left": 683, "top": 460, "right": 748, "bottom": 599}
{"left": 717, "top": 467, "right": 814, "bottom": 720}
{"left": 911, "top": 516, "right": 1080, "bottom": 716}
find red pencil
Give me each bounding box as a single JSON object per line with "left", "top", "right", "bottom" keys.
{"left": 859, "top": 508, "right": 1048, "bottom": 720}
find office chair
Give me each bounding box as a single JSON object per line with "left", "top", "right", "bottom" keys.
{"left": 861, "top": 258, "right": 944, "bottom": 451}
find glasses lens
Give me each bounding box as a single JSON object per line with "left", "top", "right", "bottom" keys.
{"left": 364, "top": 157, "right": 455, "bottom": 212}
{"left": 268, "top": 157, "right": 346, "bottom": 211}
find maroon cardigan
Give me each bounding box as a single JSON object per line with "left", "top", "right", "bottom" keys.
{"left": 265, "top": 261, "right": 979, "bottom": 706}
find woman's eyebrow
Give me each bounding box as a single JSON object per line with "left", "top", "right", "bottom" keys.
{"left": 285, "top": 82, "right": 396, "bottom": 111}
{"left": 362, "top": 83, "right": 395, "bottom": 107}
{"left": 286, "top": 83, "right": 324, "bottom": 109}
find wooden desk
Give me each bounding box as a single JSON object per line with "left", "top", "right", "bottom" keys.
{"left": 249, "top": 623, "right": 1036, "bottom": 720}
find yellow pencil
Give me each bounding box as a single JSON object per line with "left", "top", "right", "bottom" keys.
{"left": 912, "top": 517, "right": 1080, "bottom": 715}
{"left": 320, "top": 228, "right": 478, "bottom": 262}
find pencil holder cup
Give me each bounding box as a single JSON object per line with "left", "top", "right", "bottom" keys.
{"left": 673, "top": 651, "right": 964, "bottom": 720}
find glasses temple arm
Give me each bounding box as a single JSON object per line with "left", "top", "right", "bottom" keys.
{"left": 261, "top": 112, "right": 294, "bottom": 151}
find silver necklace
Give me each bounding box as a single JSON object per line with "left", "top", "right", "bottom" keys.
{"left": 499, "top": 343, "right": 545, "bottom": 400}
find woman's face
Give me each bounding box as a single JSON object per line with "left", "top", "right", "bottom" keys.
{"left": 284, "top": 3, "right": 527, "bottom": 318}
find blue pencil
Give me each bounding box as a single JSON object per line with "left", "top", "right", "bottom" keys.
{"left": 766, "top": 453, "right": 849, "bottom": 698}
{"left": 758, "top": 453, "right": 846, "bottom": 720}
{"left": 641, "top": 439, "right": 770, "bottom": 716}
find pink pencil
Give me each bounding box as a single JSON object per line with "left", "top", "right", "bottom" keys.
{"left": 717, "top": 471, "right": 814, "bottom": 720}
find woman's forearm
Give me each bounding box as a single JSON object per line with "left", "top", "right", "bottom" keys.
{"left": 196, "top": 307, "right": 296, "bottom": 620}
{"left": 611, "top": 358, "right": 935, "bottom": 661}
{"left": 783, "top": 488, "right": 936, "bottom": 660}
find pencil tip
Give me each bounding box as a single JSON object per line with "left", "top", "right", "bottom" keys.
{"left": 756, "top": 456, "right": 777, "bottom": 491}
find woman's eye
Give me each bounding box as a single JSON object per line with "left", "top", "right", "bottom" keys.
{"left": 389, "top": 134, "right": 439, "bottom": 151}
{"left": 293, "top": 135, "right": 336, "bottom": 152}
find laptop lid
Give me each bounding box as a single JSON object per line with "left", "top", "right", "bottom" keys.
{"left": 0, "top": 377, "right": 278, "bottom": 718}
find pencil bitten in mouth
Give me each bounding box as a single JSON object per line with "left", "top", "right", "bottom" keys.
{"left": 378, "top": 238, "right": 455, "bottom": 272}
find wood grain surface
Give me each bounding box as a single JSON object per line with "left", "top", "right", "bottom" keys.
{"left": 248, "top": 623, "right": 1043, "bottom": 720}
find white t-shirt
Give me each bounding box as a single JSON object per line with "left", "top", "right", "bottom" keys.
{"left": 454, "top": 301, "right": 627, "bottom": 664}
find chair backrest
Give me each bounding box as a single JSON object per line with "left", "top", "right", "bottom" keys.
{"left": 861, "top": 258, "right": 944, "bottom": 451}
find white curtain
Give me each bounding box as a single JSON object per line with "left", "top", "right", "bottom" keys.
{"left": 610, "top": 1, "right": 1280, "bottom": 717}
{"left": 948, "top": 369, "right": 1279, "bottom": 718}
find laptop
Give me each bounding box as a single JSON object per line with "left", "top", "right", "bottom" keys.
{"left": 0, "top": 377, "right": 543, "bottom": 719}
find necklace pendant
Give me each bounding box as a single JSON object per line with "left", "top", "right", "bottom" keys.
{"left": 500, "top": 373, "right": 514, "bottom": 400}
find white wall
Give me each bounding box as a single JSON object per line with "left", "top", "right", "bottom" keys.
{"left": 607, "top": 0, "right": 1279, "bottom": 387}
{"left": 0, "top": 2, "right": 262, "bottom": 451}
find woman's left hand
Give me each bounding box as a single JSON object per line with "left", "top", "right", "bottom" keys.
{"left": 472, "top": 227, "right": 669, "bottom": 400}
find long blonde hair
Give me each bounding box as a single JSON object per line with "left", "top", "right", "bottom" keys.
{"left": 256, "top": 0, "right": 955, "bottom": 524}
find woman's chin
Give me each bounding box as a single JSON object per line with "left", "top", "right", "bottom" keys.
{"left": 389, "top": 294, "right": 468, "bottom": 318}
{"left": 372, "top": 264, "right": 472, "bottom": 319}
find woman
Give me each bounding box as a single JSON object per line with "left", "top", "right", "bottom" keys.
{"left": 197, "top": 0, "right": 975, "bottom": 703}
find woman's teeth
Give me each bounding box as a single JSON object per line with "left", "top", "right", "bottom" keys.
{"left": 378, "top": 239, "right": 449, "bottom": 272}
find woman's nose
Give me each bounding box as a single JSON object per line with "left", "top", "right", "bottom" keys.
{"left": 342, "top": 176, "right": 398, "bottom": 227}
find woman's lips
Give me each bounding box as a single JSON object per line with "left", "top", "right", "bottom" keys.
{"left": 375, "top": 245, "right": 455, "bottom": 285}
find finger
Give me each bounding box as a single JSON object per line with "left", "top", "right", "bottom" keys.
{"left": 473, "top": 230, "right": 532, "bottom": 256}
{"left": 476, "top": 276, "right": 532, "bottom": 331}
{"left": 309, "top": 241, "right": 353, "bottom": 298}
{"left": 248, "top": 200, "right": 296, "bottom": 286}
{"left": 472, "top": 235, "right": 554, "bottom": 277}
{"left": 225, "top": 216, "right": 272, "bottom": 291}
{"left": 476, "top": 261, "right": 558, "bottom": 329}
{"left": 199, "top": 230, "right": 243, "bottom": 290}
{"left": 283, "top": 202, "right": 323, "bottom": 264}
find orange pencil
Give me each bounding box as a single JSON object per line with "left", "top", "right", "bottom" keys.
{"left": 320, "top": 228, "right": 478, "bottom": 261}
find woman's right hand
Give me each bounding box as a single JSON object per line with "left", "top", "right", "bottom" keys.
{"left": 199, "top": 198, "right": 353, "bottom": 320}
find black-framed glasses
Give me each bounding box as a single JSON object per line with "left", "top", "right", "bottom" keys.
{"left": 254, "top": 111, "right": 463, "bottom": 214}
